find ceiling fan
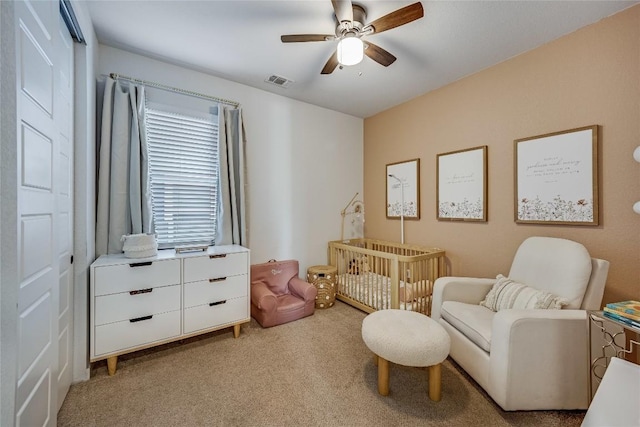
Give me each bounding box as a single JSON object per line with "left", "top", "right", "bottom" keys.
{"left": 281, "top": 1, "right": 424, "bottom": 74}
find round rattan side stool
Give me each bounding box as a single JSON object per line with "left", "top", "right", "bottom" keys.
{"left": 306, "top": 265, "right": 337, "bottom": 309}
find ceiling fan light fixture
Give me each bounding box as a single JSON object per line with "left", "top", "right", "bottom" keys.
{"left": 337, "top": 36, "right": 363, "bottom": 66}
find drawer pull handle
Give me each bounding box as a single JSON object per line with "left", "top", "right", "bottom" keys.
{"left": 209, "top": 277, "right": 227, "bottom": 283}
{"left": 209, "top": 300, "right": 227, "bottom": 307}
{"left": 129, "top": 315, "right": 153, "bottom": 323}
{"left": 129, "top": 261, "right": 152, "bottom": 268}
{"left": 209, "top": 254, "right": 227, "bottom": 259}
{"left": 129, "top": 288, "right": 153, "bottom": 295}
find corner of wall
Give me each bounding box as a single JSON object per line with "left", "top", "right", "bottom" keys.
{"left": 70, "top": 0, "right": 98, "bottom": 383}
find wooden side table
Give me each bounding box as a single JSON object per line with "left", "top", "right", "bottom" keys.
{"left": 307, "top": 265, "right": 337, "bottom": 309}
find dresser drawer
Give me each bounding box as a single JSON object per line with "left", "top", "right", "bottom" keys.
{"left": 94, "top": 258, "right": 180, "bottom": 296}
{"left": 183, "top": 252, "right": 247, "bottom": 283}
{"left": 183, "top": 275, "right": 247, "bottom": 309}
{"left": 95, "top": 284, "right": 181, "bottom": 326}
{"left": 183, "top": 296, "right": 248, "bottom": 334}
{"left": 94, "top": 309, "right": 181, "bottom": 357}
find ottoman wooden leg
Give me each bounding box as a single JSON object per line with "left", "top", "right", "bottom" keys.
{"left": 378, "top": 356, "right": 390, "bottom": 396}
{"left": 107, "top": 356, "right": 118, "bottom": 376}
{"left": 428, "top": 363, "right": 442, "bottom": 401}
{"left": 373, "top": 354, "right": 378, "bottom": 366}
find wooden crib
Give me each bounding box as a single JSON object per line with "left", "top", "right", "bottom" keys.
{"left": 328, "top": 239, "right": 446, "bottom": 316}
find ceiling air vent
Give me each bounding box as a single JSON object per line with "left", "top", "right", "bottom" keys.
{"left": 265, "top": 75, "right": 294, "bottom": 88}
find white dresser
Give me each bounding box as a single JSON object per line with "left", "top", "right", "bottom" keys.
{"left": 90, "top": 245, "right": 249, "bottom": 375}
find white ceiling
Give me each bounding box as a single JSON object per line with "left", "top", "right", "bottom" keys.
{"left": 85, "top": 0, "right": 638, "bottom": 118}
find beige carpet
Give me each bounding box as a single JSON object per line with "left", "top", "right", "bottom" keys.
{"left": 58, "top": 301, "right": 585, "bottom": 426}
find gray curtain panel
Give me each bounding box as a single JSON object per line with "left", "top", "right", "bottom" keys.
{"left": 96, "top": 77, "right": 152, "bottom": 256}
{"left": 215, "top": 107, "right": 248, "bottom": 246}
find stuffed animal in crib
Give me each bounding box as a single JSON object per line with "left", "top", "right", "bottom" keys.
{"left": 348, "top": 259, "right": 359, "bottom": 274}
{"left": 348, "top": 256, "right": 371, "bottom": 275}
{"left": 359, "top": 256, "right": 370, "bottom": 274}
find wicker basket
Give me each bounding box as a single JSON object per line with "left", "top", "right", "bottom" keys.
{"left": 307, "top": 265, "right": 337, "bottom": 309}
{"left": 121, "top": 233, "right": 158, "bottom": 259}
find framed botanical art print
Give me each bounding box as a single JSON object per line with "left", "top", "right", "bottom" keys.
{"left": 386, "top": 159, "right": 420, "bottom": 219}
{"left": 514, "top": 125, "right": 598, "bottom": 225}
{"left": 437, "top": 146, "right": 488, "bottom": 221}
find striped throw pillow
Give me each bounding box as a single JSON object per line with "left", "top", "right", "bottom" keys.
{"left": 480, "top": 274, "right": 568, "bottom": 311}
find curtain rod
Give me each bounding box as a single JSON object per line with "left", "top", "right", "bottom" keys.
{"left": 109, "top": 73, "right": 240, "bottom": 108}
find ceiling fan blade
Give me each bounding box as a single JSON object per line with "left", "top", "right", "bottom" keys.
{"left": 281, "top": 34, "right": 334, "bottom": 43}
{"left": 364, "top": 42, "right": 397, "bottom": 67}
{"left": 367, "top": 2, "right": 424, "bottom": 34}
{"left": 321, "top": 50, "right": 339, "bottom": 74}
{"left": 332, "top": 0, "right": 353, "bottom": 23}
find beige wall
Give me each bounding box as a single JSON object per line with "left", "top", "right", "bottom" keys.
{"left": 364, "top": 5, "right": 640, "bottom": 305}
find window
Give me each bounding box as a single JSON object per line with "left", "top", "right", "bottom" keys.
{"left": 145, "top": 105, "right": 219, "bottom": 248}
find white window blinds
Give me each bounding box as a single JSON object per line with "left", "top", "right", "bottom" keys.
{"left": 145, "top": 107, "right": 219, "bottom": 248}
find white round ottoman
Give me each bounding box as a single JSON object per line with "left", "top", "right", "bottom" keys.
{"left": 361, "top": 309, "right": 451, "bottom": 401}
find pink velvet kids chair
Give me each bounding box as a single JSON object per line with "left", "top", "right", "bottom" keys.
{"left": 250, "top": 259, "right": 317, "bottom": 328}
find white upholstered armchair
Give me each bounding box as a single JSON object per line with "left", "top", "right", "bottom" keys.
{"left": 431, "top": 237, "right": 609, "bottom": 411}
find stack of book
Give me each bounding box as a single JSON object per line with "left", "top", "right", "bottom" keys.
{"left": 603, "top": 300, "right": 640, "bottom": 329}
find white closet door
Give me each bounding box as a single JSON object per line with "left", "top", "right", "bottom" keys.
{"left": 55, "top": 11, "right": 74, "bottom": 411}
{"left": 13, "top": 0, "right": 72, "bottom": 424}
